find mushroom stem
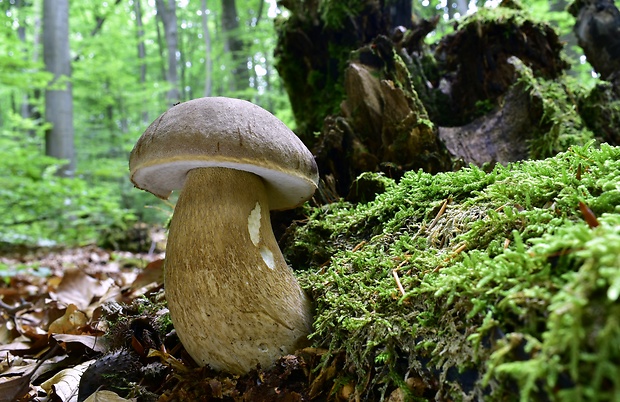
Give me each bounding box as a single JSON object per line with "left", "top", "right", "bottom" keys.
{"left": 165, "top": 167, "right": 313, "bottom": 374}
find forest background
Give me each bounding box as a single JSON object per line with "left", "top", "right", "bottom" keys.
{"left": 0, "top": 0, "right": 598, "bottom": 248}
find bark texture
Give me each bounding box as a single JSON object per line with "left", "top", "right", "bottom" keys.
{"left": 155, "top": 0, "right": 180, "bottom": 104}
{"left": 43, "top": 0, "right": 75, "bottom": 177}
{"left": 276, "top": 1, "right": 572, "bottom": 203}
{"left": 569, "top": 0, "right": 620, "bottom": 85}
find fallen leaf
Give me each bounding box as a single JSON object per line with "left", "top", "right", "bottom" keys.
{"left": 84, "top": 390, "right": 136, "bottom": 402}
{"left": 41, "top": 359, "right": 94, "bottom": 402}
{"left": 48, "top": 304, "right": 88, "bottom": 335}
{"left": 0, "top": 374, "right": 32, "bottom": 402}
{"left": 50, "top": 269, "right": 113, "bottom": 311}
{"left": 130, "top": 259, "right": 164, "bottom": 291}
{"left": 51, "top": 334, "right": 107, "bottom": 353}
{"left": 1, "top": 354, "right": 67, "bottom": 379}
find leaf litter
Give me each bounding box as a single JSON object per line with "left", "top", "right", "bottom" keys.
{"left": 0, "top": 245, "right": 317, "bottom": 402}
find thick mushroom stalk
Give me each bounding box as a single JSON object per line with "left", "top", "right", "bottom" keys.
{"left": 165, "top": 166, "right": 313, "bottom": 374}
{"left": 129, "top": 97, "right": 319, "bottom": 373}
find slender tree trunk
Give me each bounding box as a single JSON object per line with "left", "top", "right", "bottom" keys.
{"left": 252, "top": 0, "right": 264, "bottom": 27}
{"left": 17, "top": 0, "right": 29, "bottom": 119}
{"left": 156, "top": 0, "right": 181, "bottom": 105}
{"left": 201, "top": 0, "right": 213, "bottom": 97}
{"left": 387, "top": 0, "right": 412, "bottom": 29}
{"left": 43, "top": 0, "right": 75, "bottom": 177}
{"left": 179, "top": 26, "right": 189, "bottom": 100}
{"left": 16, "top": 0, "right": 41, "bottom": 134}
{"left": 221, "top": 0, "right": 249, "bottom": 94}
{"left": 155, "top": 7, "right": 167, "bottom": 84}
{"left": 456, "top": 0, "right": 468, "bottom": 16}
{"left": 134, "top": 0, "right": 149, "bottom": 123}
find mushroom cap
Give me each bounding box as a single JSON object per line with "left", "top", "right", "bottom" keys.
{"left": 129, "top": 97, "right": 319, "bottom": 210}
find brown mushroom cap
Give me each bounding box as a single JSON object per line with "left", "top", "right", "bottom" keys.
{"left": 129, "top": 97, "right": 319, "bottom": 210}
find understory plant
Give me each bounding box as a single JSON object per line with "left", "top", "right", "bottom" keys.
{"left": 0, "top": 116, "right": 135, "bottom": 247}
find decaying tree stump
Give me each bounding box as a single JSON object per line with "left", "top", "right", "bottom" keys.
{"left": 275, "top": 0, "right": 602, "bottom": 202}
{"left": 569, "top": 0, "right": 620, "bottom": 147}
{"left": 438, "top": 76, "right": 541, "bottom": 166}
{"left": 569, "top": 0, "right": 620, "bottom": 85}
{"left": 433, "top": 5, "right": 568, "bottom": 126}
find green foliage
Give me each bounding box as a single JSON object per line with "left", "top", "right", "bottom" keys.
{"left": 318, "top": 0, "right": 366, "bottom": 29}
{"left": 0, "top": 0, "right": 292, "bottom": 247}
{"left": 0, "top": 261, "right": 51, "bottom": 284}
{"left": 0, "top": 114, "right": 136, "bottom": 247}
{"left": 291, "top": 143, "right": 620, "bottom": 400}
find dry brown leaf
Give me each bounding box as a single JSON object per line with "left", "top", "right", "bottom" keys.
{"left": 0, "top": 374, "right": 32, "bottom": 402}
{"left": 41, "top": 359, "right": 94, "bottom": 402}
{"left": 130, "top": 259, "right": 164, "bottom": 291}
{"left": 0, "top": 337, "right": 34, "bottom": 353}
{"left": 50, "top": 269, "right": 113, "bottom": 311}
{"left": 1, "top": 355, "right": 68, "bottom": 383}
{"left": 51, "top": 334, "right": 107, "bottom": 353}
{"left": 48, "top": 304, "right": 88, "bottom": 335}
{"left": 84, "top": 284, "right": 122, "bottom": 318}
{"left": 84, "top": 390, "right": 136, "bottom": 402}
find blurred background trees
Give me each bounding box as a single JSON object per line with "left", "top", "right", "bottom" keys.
{"left": 0, "top": 0, "right": 608, "bottom": 247}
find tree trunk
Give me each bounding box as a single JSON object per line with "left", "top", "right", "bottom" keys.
{"left": 569, "top": 0, "right": 620, "bottom": 84}
{"left": 134, "top": 0, "right": 149, "bottom": 123}
{"left": 43, "top": 0, "right": 75, "bottom": 178}
{"left": 155, "top": 0, "right": 180, "bottom": 104}
{"left": 201, "top": 0, "right": 213, "bottom": 97}
{"left": 221, "top": 0, "right": 249, "bottom": 94}
{"left": 387, "top": 0, "right": 412, "bottom": 29}
{"left": 17, "top": 0, "right": 41, "bottom": 134}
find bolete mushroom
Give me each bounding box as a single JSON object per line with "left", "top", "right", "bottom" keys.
{"left": 129, "top": 97, "right": 317, "bottom": 374}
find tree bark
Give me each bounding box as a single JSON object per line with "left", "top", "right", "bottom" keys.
{"left": 155, "top": 0, "right": 181, "bottom": 104}
{"left": 16, "top": 0, "right": 41, "bottom": 130}
{"left": 134, "top": 0, "right": 149, "bottom": 123}
{"left": 201, "top": 0, "right": 213, "bottom": 97}
{"left": 43, "top": 0, "right": 75, "bottom": 177}
{"left": 221, "top": 0, "right": 249, "bottom": 94}
{"left": 569, "top": 0, "right": 620, "bottom": 85}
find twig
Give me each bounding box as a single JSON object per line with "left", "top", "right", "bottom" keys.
{"left": 435, "top": 242, "right": 468, "bottom": 272}
{"left": 427, "top": 198, "right": 450, "bottom": 232}
{"left": 351, "top": 241, "right": 366, "bottom": 253}
{"left": 392, "top": 269, "right": 406, "bottom": 297}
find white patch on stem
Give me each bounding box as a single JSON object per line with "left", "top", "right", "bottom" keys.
{"left": 260, "top": 246, "right": 275, "bottom": 270}
{"left": 248, "top": 202, "right": 275, "bottom": 269}
{"left": 248, "top": 202, "right": 261, "bottom": 246}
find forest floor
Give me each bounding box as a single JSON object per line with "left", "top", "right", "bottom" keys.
{"left": 0, "top": 245, "right": 324, "bottom": 402}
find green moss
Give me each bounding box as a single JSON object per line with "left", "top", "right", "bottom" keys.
{"left": 274, "top": 11, "right": 354, "bottom": 143}
{"left": 290, "top": 143, "right": 620, "bottom": 400}
{"left": 512, "top": 62, "right": 594, "bottom": 159}
{"left": 455, "top": 2, "right": 539, "bottom": 31}
{"left": 318, "top": 0, "right": 367, "bottom": 30}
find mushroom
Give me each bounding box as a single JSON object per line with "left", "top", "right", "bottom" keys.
{"left": 129, "top": 97, "right": 317, "bottom": 374}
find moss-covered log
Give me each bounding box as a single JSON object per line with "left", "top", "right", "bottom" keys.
{"left": 276, "top": 1, "right": 600, "bottom": 202}
{"left": 284, "top": 143, "right": 620, "bottom": 401}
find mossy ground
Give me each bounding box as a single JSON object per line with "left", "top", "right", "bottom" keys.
{"left": 289, "top": 143, "right": 620, "bottom": 401}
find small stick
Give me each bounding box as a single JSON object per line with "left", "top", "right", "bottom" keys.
{"left": 392, "top": 269, "right": 406, "bottom": 297}
{"left": 579, "top": 201, "right": 599, "bottom": 228}
{"left": 436, "top": 242, "right": 468, "bottom": 271}
{"left": 396, "top": 257, "right": 410, "bottom": 270}
{"left": 427, "top": 198, "right": 450, "bottom": 232}
{"left": 351, "top": 241, "right": 366, "bottom": 253}
{"left": 452, "top": 242, "right": 467, "bottom": 256}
